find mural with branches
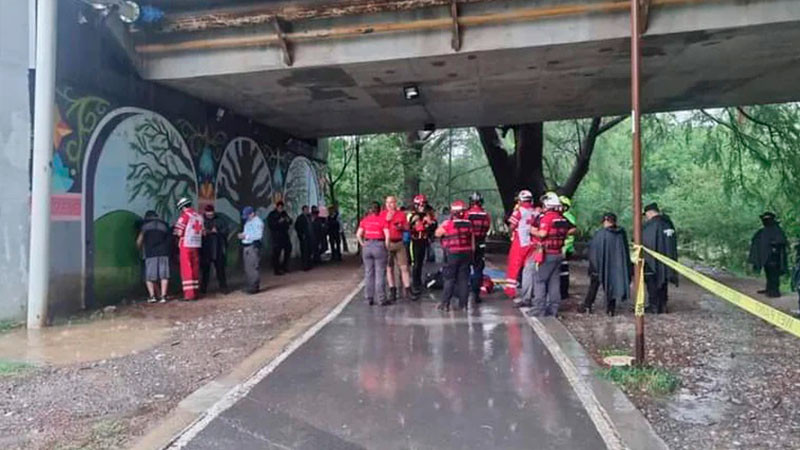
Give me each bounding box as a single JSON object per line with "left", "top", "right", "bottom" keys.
{"left": 126, "top": 115, "right": 198, "bottom": 221}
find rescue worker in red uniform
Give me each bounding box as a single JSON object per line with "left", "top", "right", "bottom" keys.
{"left": 435, "top": 200, "right": 475, "bottom": 311}
{"left": 527, "top": 192, "right": 576, "bottom": 317}
{"left": 467, "top": 192, "right": 492, "bottom": 304}
{"left": 505, "top": 190, "right": 536, "bottom": 298}
{"left": 409, "top": 194, "right": 437, "bottom": 298}
{"left": 357, "top": 202, "right": 390, "bottom": 306}
{"left": 173, "top": 197, "right": 203, "bottom": 300}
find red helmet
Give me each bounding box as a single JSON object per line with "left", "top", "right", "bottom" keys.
{"left": 450, "top": 199, "right": 466, "bottom": 213}
{"left": 413, "top": 194, "right": 427, "bottom": 206}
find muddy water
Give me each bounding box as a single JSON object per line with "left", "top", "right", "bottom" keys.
{"left": 0, "top": 317, "right": 171, "bottom": 365}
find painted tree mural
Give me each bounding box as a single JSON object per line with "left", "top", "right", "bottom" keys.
{"left": 126, "top": 116, "right": 197, "bottom": 221}
{"left": 215, "top": 137, "right": 273, "bottom": 221}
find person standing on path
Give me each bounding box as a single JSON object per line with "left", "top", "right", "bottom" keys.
{"left": 749, "top": 211, "right": 788, "bottom": 298}
{"left": 238, "top": 206, "right": 264, "bottom": 294}
{"left": 506, "top": 190, "right": 536, "bottom": 299}
{"left": 357, "top": 202, "right": 390, "bottom": 306}
{"left": 409, "top": 194, "right": 436, "bottom": 298}
{"left": 382, "top": 195, "right": 412, "bottom": 302}
{"left": 527, "top": 192, "right": 574, "bottom": 317}
{"left": 200, "top": 205, "right": 228, "bottom": 294}
{"left": 467, "top": 192, "right": 491, "bottom": 305}
{"left": 295, "top": 205, "right": 314, "bottom": 271}
{"left": 435, "top": 199, "right": 475, "bottom": 311}
{"left": 137, "top": 210, "right": 171, "bottom": 303}
{"left": 642, "top": 202, "right": 678, "bottom": 314}
{"left": 580, "top": 212, "right": 631, "bottom": 315}
{"left": 312, "top": 205, "right": 327, "bottom": 264}
{"left": 174, "top": 197, "right": 204, "bottom": 301}
{"left": 559, "top": 196, "right": 577, "bottom": 299}
{"left": 267, "top": 201, "right": 293, "bottom": 275}
{"left": 327, "top": 204, "right": 343, "bottom": 262}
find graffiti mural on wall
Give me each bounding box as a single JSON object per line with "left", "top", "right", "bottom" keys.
{"left": 52, "top": 86, "right": 326, "bottom": 307}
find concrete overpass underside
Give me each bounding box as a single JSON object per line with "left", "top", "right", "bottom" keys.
{"left": 125, "top": 0, "right": 800, "bottom": 137}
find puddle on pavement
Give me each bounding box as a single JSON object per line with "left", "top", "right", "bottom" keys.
{"left": 0, "top": 316, "right": 171, "bottom": 366}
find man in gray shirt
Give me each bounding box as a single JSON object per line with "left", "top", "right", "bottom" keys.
{"left": 137, "top": 210, "right": 172, "bottom": 303}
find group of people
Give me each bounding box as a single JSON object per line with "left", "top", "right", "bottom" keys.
{"left": 136, "top": 197, "right": 344, "bottom": 302}
{"left": 504, "top": 190, "right": 680, "bottom": 317}
{"left": 505, "top": 191, "right": 577, "bottom": 316}
{"left": 578, "top": 202, "right": 678, "bottom": 315}
{"left": 356, "top": 192, "right": 491, "bottom": 310}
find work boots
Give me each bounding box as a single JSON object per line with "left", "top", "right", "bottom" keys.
{"left": 388, "top": 287, "right": 397, "bottom": 304}
{"left": 403, "top": 287, "right": 412, "bottom": 301}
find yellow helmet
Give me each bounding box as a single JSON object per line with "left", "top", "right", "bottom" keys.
{"left": 559, "top": 195, "right": 572, "bottom": 209}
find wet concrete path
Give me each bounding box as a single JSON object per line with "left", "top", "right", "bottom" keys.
{"left": 183, "top": 292, "right": 606, "bottom": 449}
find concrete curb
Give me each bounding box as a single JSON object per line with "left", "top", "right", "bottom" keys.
{"left": 130, "top": 280, "right": 365, "bottom": 450}
{"left": 523, "top": 314, "right": 669, "bottom": 450}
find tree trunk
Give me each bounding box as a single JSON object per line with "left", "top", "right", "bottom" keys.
{"left": 478, "top": 117, "right": 625, "bottom": 216}
{"left": 402, "top": 131, "right": 424, "bottom": 204}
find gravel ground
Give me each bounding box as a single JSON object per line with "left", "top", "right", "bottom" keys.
{"left": 560, "top": 260, "right": 800, "bottom": 449}
{"left": 0, "top": 257, "right": 361, "bottom": 450}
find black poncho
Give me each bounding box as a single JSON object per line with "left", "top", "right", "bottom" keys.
{"left": 588, "top": 226, "right": 632, "bottom": 301}
{"left": 642, "top": 215, "right": 679, "bottom": 287}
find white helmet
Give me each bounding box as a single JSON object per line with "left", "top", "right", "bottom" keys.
{"left": 541, "top": 192, "right": 561, "bottom": 209}
{"left": 518, "top": 190, "right": 533, "bottom": 202}
{"left": 176, "top": 197, "right": 192, "bottom": 209}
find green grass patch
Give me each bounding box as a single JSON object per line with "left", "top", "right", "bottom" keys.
{"left": 597, "top": 366, "right": 680, "bottom": 396}
{"left": 0, "top": 359, "right": 34, "bottom": 376}
{"left": 599, "top": 347, "right": 631, "bottom": 358}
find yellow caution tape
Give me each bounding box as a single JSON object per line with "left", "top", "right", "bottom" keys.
{"left": 634, "top": 246, "right": 645, "bottom": 317}
{"left": 634, "top": 245, "right": 800, "bottom": 339}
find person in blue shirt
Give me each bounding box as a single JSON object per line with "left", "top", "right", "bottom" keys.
{"left": 238, "top": 206, "right": 264, "bottom": 294}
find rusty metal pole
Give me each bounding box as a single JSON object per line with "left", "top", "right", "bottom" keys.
{"left": 631, "top": 0, "right": 645, "bottom": 365}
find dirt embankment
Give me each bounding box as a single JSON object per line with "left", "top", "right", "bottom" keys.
{"left": 0, "top": 258, "right": 361, "bottom": 450}
{"left": 560, "top": 260, "right": 800, "bottom": 450}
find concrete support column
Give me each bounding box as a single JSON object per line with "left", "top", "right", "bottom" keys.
{"left": 27, "top": 0, "right": 58, "bottom": 329}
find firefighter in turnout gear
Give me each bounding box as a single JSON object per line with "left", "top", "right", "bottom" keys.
{"left": 435, "top": 200, "right": 475, "bottom": 311}
{"left": 527, "top": 192, "right": 576, "bottom": 317}
{"left": 409, "top": 194, "right": 437, "bottom": 298}
{"left": 467, "top": 192, "right": 492, "bottom": 304}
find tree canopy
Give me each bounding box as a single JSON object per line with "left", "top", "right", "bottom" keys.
{"left": 325, "top": 102, "right": 800, "bottom": 272}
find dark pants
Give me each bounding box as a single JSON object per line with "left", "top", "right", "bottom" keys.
{"left": 271, "top": 237, "right": 292, "bottom": 274}
{"left": 299, "top": 237, "right": 312, "bottom": 270}
{"left": 362, "top": 240, "right": 387, "bottom": 303}
{"left": 200, "top": 256, "right": 227, "bottom": 293}
{"left": 531, "top": 254, "right": 564, "bottom": 316}
{"left": 646, "top": 275, "right": 668, "bottom": 314}
{"left": 764, "top": 260, "right": 781, "bottom": 297}
{"left": 559, "top": 254, "right": 571, "bottom": 298}
{"left": 314, "top": 237, "right": 325, "bottom": 263}
{"left": 583, "top": 274, "right": 600, "bottom": 310}
{"left": 329, "top": 232, "right": 342, "bottom": 261}
{"left": 426, "top": 239, "right": 436, "bottom": 262}
{"left": 470, "top": 245, "right": 486, "bottom": 297}
{"left": 441, "top": 253, "right": 471, "bottom": 309}
{"left": 583, "top": 274, "right": 618, "bottom": 314}
{"left": 243, "top": 244, "right": 261, "bottom": 293}
{"left": 410, "top": 239, "right": 428, "bottom": 291}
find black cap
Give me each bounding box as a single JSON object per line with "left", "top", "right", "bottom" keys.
{"left": 643, "top": 202, "right": 660, "bottom": 214}
{"left": 602, "top": 212, "right": 617, "bottom": 223}
{"left": 760, "top": 211, "right": 776, "bottom": 221}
